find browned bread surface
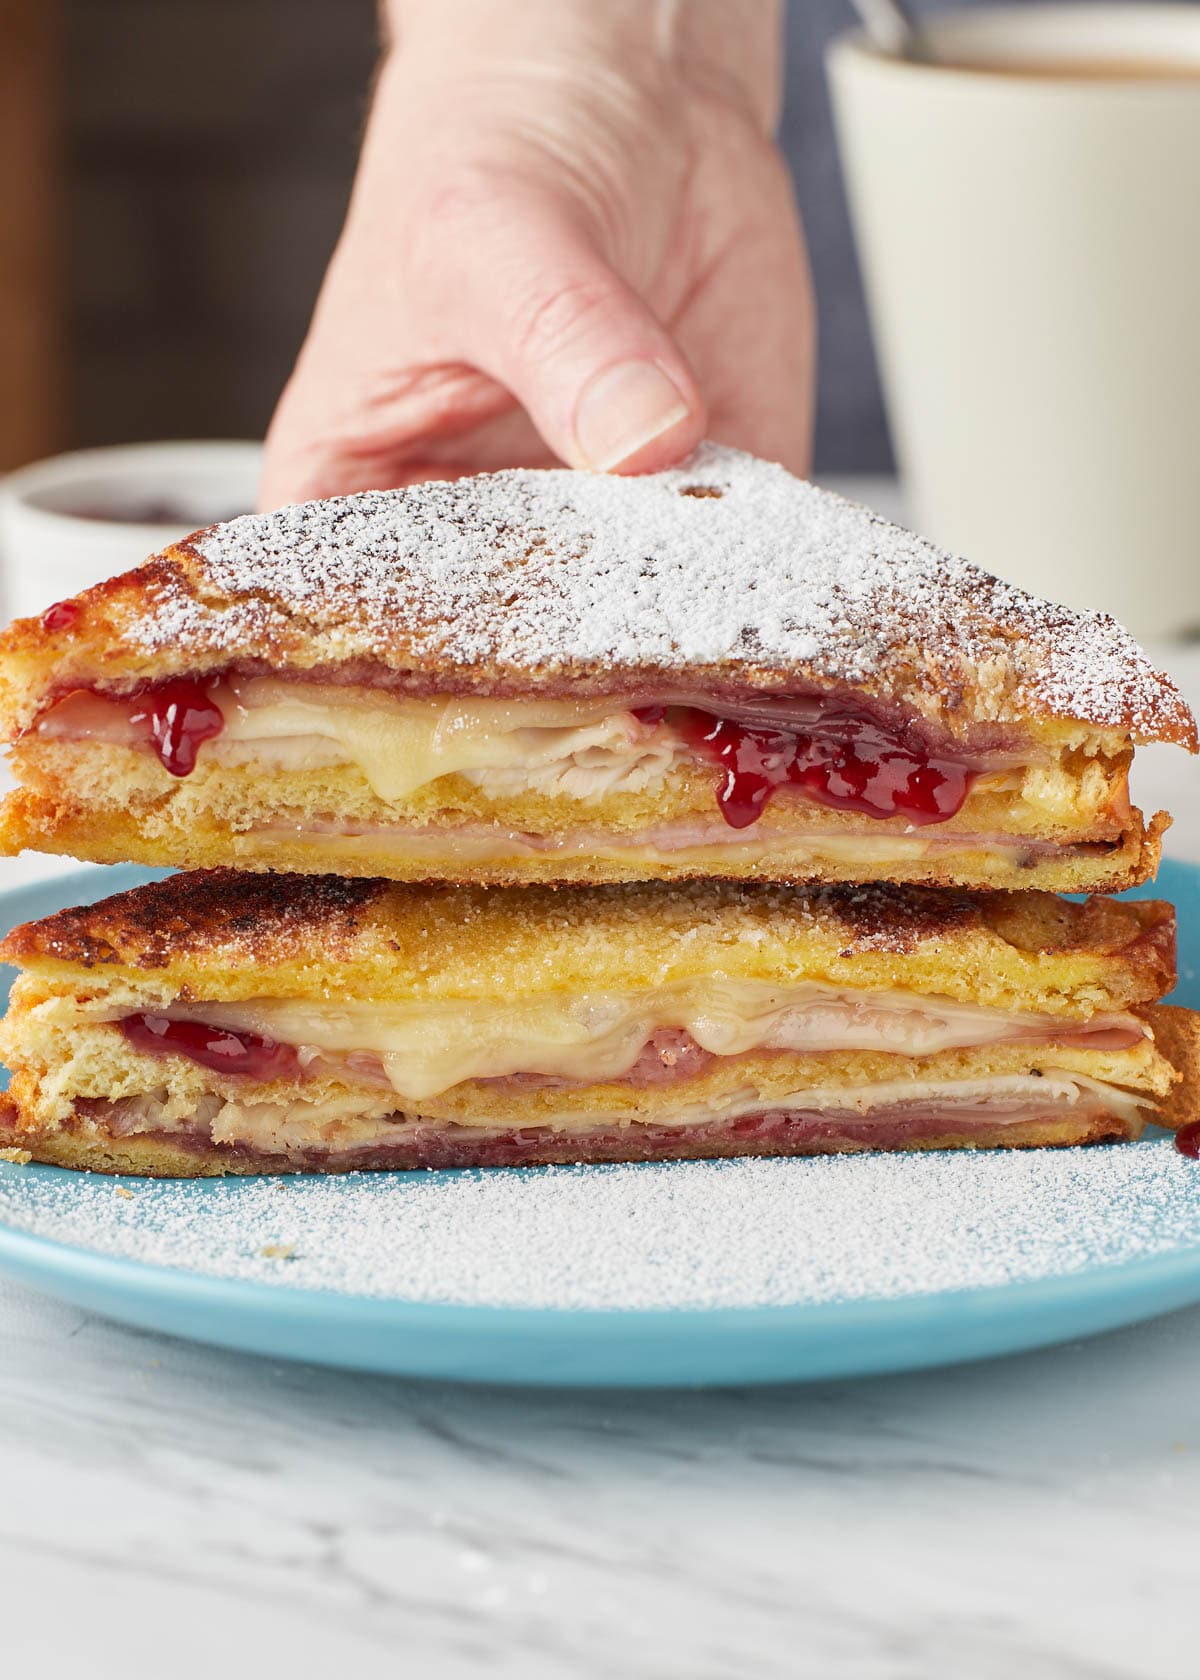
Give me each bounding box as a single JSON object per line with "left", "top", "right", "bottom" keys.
{"left": 0, "top": 446, "right": 1194, "bottom": 749}
{"left": 0, "top": 867, "right": 1176, "bottom": 1015}
{"left": 0, "top": 782, "right": 1165, "bottom": 896}
{"left": 1149, "top": 1004, "right": 1200, "bottom": 1130}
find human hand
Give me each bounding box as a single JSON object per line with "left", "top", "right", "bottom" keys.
{"left": 259, "top": 0, "right": 814, "bottom": 507}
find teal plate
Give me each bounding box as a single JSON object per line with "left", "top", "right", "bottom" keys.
{"left": 0, "top": 861, "right": 1197, "bottom": 1388}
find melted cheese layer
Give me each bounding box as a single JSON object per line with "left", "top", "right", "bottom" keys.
{"left": 220, "top": 680, "right": 684, "bottom": 801}
{"left": 39, "top": 680, "right": 1021, "bottom": 810}
{"left": 164, "top": 980, "right": 1145, "bottom": 1100}
{"left": 39, "top": 681, "right": 678, "bottom": 802}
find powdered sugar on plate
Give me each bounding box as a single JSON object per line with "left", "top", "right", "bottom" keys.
{"left": 121, "top": 444, "right": 1192, "bottom": 743}
{"left": 1, "top": 1141, "right": 1198, "bottom": 1311}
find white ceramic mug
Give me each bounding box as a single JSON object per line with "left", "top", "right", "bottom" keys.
{"left": 0, "top": 441, "right": 262, "bottom": 625}
{"left": 828, "top": 4, "right": 1200, "bottom": 639}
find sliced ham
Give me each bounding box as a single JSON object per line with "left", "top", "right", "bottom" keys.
{"left": 83, "top": 1070, "right": 1149, "bottom": 1169}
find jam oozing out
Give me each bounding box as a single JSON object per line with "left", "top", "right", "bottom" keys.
{"left": 1175, "top": 1120, "right": 1200, "bottom": 1159}
{"left": 41, "top": 599, "right": 80, "bottom": 633}
{"left": 635, "top": 705, "right": 973, "bottom": 829}
{"left": 126, "top": 678, "right": 226, "bottom": 776}
{"left": 121, "top": 1014, "right": 301, "bottom": 1082}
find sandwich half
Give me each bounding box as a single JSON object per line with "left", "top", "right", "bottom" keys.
{"left": 0, "top": 447, "right": 1193, "bottom": 891}
{"left": 0, "top": 870, "right": 1193, "bottom": 1176}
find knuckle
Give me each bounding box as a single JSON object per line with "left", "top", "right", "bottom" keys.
{"left": 507, "top": 275, "right": 612, "bottom": 363}
{"left": 403, "top": 159, "right": 615, "bottom": 366}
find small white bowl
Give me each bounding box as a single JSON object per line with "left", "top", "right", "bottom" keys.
{"left": 0, "top": 441, "right": 262, "bottom": 625}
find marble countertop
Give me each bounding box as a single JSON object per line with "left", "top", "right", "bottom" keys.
{"left": 3, "top": 483, "right": 1199, "bottom": 1680}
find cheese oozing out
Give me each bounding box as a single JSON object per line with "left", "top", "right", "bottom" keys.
{"left": 35, "top": 681, "right": 686, "bottom": 800}
{"left": 218, "top": 681, "right": 679, "bottom": 801}
{"left": 134, "top": 979, "right": 1147, "bottom": 1101}
{"left": 34, "top": 678, "right": 1008, "bottom": 820}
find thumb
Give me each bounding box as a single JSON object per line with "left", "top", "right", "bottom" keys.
{"left": 433, "top": 196, "right": 706, "bottom": 473}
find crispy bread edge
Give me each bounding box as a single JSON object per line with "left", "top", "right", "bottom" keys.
{"left": 0, "top": 867, "right": 1176, "bottom": 1003}
{"left": 0, "top": 784, "right": 1168, "bottom": 898}
{"left": 0, "top": 458, "right": 1194, "bottom": 752}
{"left": 1147, "top": 1004, "right": 1200, "bottom": 1131}
{"left": 0, "top": 1099, "right": 1146, "bottom": 1177}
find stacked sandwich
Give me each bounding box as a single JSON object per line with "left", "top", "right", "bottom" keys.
{"left": 0, "top": 446, "right": 1195, "bottom": 1175}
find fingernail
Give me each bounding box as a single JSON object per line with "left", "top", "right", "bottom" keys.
{"left": 572, "top": 361, "right": 692, "bottom": 471}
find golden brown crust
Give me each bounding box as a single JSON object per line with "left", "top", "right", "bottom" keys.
{"left": 1146, "top": 1005, "right": 1200, "bottom": 1131}
{"left": 0, "top": 783, "right": 1167, "bottom": 897}
{"left": 0, "top": 448, "right": 1194, "bottom": 750}
{"left": 0, "top": 869, "right": 1176, "bottom": 1014}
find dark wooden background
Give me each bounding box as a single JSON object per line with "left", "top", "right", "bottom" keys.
{"left": 5, "top": 0, "right": 1045, "bottom": 474}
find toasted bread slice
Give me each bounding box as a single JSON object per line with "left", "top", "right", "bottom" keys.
{"left": 0, "top": 447, "right": 1192, "bottom": 889}
{"left": 0, "top": 871, "right": 1189, "bottom": 1175}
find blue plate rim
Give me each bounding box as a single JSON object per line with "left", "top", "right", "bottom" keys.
{"left": 1, "top": 858, "right": 1198, "bottom": 1383}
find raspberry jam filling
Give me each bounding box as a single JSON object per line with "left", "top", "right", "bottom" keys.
{"left": 125, "top": 679, "right": 226, "bottom": 776}
{"left": 635, "top": 705, "right": 972, "bottom": 828}
{"left": 121, "top": 1014, "right": 300, "bottom": 1081}
{"left": 1175, "top": 1120, "right": 1200, "bottom": 1159}
{"left": 58, "top": 677, "right": 973, "bottom": 824}
{"left": 41, "top": 600, "right": 81, "bottom": 633}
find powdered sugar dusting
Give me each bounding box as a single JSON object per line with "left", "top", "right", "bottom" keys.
{"left": 2, "top": 1141, "right": 1198, "bottom": 1309}
{"left": 126, "top": 445, "right": 1192, "bottom": 742}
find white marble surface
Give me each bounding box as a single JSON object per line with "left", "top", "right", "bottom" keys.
{"left": 2, "top": 480, "right": 1200, "bottom": 1679}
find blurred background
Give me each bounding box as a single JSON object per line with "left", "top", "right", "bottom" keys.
{"left": 5, "top": 0, "right": 1197, "bottom": 645}
{"left": 2, "top": 0, "right": 938, "bottom": 478}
